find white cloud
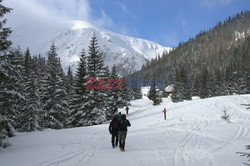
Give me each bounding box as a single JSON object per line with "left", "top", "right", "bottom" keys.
{"left": 2, "top": 0, "right": 121, "bottom": 32}
{"left": 3, "top": 0, "right": 91, "bottom": 28}
{"left": 2, "top": 0, "right": 134, "bottom": 51}
{"left": 1, "top": 0, "right": 93, "bottom": 53}
{"left": 35, "top": 0, "right": 91, "bottom": 21}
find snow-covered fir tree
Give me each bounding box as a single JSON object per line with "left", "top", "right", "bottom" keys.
{"left": 0, "top": 0, "right": 12, "bottom": 56}
{"left": 21, "top": 71, "right": 41, "bottom": 131}
{"left": 118, "top": 78, "right": 131, "bottom": 107}
{"left": 69, "top": 49, "right": 89, "bottom": 127}
{"left": 133, "top": 88, "right": 143, "bottom": 100}
{"left": 85, "top": 34, "right": 106, "bottom": 125}
{"left": 131, "top": 78, "right": 143, "bottom": 100}
{"left": 40, "top": 43, "right": 69, "bottom": 129}
{"left": 0, "top": 52, "right": 19, "bottom": 147}
{"left": 107, "top": 65, "right": 119, "bottom": 116}
{"left": 65, "top": 66, "right": 74, "bottom": 98}
{"left": 148, "top": 80, "right": 162, "bottom": 105}
{"left": 0, "top": 0, "right": 19, "bottom": 147}
{"left": 171, "top": 69, "right": 185, "bottom": 102}
{"left": 20, "top": 48, "right": 41, "bottom": 132}
{"left": 6, "top": 48, "right": 25, "bottom": 129}
{"left": 200, "top": 67, "right": 211, "bottom": 99}
{"left": 101, "top": 66, "right": 114, "bottom": 119}
{"left": 171, "top": 67, "right": 192, "bottom": 102}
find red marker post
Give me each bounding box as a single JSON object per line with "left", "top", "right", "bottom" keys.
{"left": 162, "top": 108, "right": 167, "bottom": 120}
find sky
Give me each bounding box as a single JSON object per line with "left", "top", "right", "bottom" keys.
{"left": 3, "top": 0, "right": 250, "bottom": 47}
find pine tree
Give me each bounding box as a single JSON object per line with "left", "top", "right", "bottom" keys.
{"left": 131, "top": 78, "right": 143, "bottom": 100}
{"left": 0, "top": 53, "right": 20, "bottom": 147}
{"left": 65, "top": 66, "right": 74, "bottom": 96}
{"left": 181, "top": 67, "right": 192, "bottom": 100}
{"left": 171, "top": 70, "right": 185, "bottom": 102}
{"left": 20, "top": 71, "right": 41, "bottom": 131}
{"left": 56, "top": 59, "right": 70, "bottom": 126}
{"left": 85, "top": 34, "right": 106, "bottom": 125}
{"left": 41, "top": 43, "right": 69, "bottom": 129}
{"left": 23, "top": 48, "right": 31, "bottom": 79}
{"left": 148, "top": 80, "right": 162, "bottom": 105}
{"left": 0, "top": 0, "right": 12, "bottom": 56}
{"left": 192, "top": 72, "right": 201, "bottom": 97}
{"left": 213, "top": 69, "right": 225, "bottom": 96}
{"left": 108, "top": 65, "right": 119, "bottom": 115}
{"left": 6, "top": 48, "right": 25, "bottom": 129}
{"left": 200, "top": 67, "right": 210, "bottom": 99}
{"left": 20, "top": 48, "right": 41, "bottom": 131}
{"left": 102, "top": 66, "right": 114, "bottom": 119}
{"left": 69, "top": 50, "right": 88, "bottom": 127}
{"left": 120, "top": 79, "right": 132, "bottom": 105}
{"left": 0, "top": 2, "right": 22, "bottom": 143}
{"left": 133, "top": 88, "right": 143, "bottom": 99}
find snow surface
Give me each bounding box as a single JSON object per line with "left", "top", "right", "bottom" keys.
{"left": 165, "top": 84, "right": 174, "bottom": 92}
{"left": 9, "top": 20, "right": 170, "bottom": 76}
{"left": 1, "top": 95, "right": 250, "bottom": 166}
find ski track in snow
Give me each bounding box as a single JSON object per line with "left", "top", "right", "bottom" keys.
{"left": 1, "top": 95, "right": 250, "bottom": 166}
{"left": 173, "top": 117, "right": 215, "bottom": 166}
{"left": 33, "top": 132, "right": 102, "bottom": 166}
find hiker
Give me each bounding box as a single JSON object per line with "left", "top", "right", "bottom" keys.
{"left": 114, "top": 106, "right": 118, "bottom": 113}
{"left": 109, "top": 116, "right": 119, "bottom": 148}
{"left": 162, "top": 108, "right": 167, "bottom": 120}
{"left": 118, "top": 114, "right": 131, "bottom": 151}
{"left": 116, "top": 111, "right": 122, "bottom": 121}
{"left": 126, "top": 106, "right": 129, "bottom": 115}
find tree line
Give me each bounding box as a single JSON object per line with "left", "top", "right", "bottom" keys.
{"left": 130, "top": 10, "right": 250, "bottom": 102}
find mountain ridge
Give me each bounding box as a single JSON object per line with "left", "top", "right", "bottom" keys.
{"left": 9, "top": 20, "right": 171, "bottom": 76}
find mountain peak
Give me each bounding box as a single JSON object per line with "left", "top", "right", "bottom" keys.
{"left": 10, "top": 20, "right": 171, "bottom": 76}
{"left": 71, "top": 20, "right": 94, "bottom": 30}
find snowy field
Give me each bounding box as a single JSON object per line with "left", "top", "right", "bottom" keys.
{"left": 1, "top": 95, "right": 250, "bottom": 166}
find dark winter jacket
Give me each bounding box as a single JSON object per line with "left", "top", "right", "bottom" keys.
{"left": 109, "top": 119, "right": 119, "bottom": 134}
{"left": 116, "top": 113, "right": 122, "bottom": 121}
{"left": 118, "top": 119, "right": 131, "bottom": 131}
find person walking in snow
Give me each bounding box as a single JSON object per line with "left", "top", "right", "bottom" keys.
{"left": 162, "top": 108, "right": 167, "bottom": 120}
{"left": 109, "top": 116, "right": 119, "bottom": 148}
{"left": 116, "top": 112, "right": 122, "bottom": 121}
{"left": 118, "top": 114, "right": 131, "bottom": 151}
{"left": 126, "top": 106, "right": 129, "bottom": 115}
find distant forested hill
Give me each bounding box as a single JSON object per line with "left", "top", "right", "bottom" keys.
{"left": 129, "top": 11, "right": 250, "bottom": 102}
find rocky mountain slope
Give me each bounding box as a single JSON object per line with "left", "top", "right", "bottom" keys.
{"left": 10, "top": 20, "right": 170, "bottom": 76}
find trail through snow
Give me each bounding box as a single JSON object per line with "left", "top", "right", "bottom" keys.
{"left": 1, "top": 95, "right": 250, "bottom": 166}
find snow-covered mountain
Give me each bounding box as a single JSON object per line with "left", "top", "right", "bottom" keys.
{"left": 10, "top": 20, "right": 170, "bottom": 76}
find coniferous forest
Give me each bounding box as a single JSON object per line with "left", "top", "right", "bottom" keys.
{"left": 0, "top": 2, "right": 140, "bottom": 147}
{"left": 130, "top": 11, "right": 250, "bottom": 102}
